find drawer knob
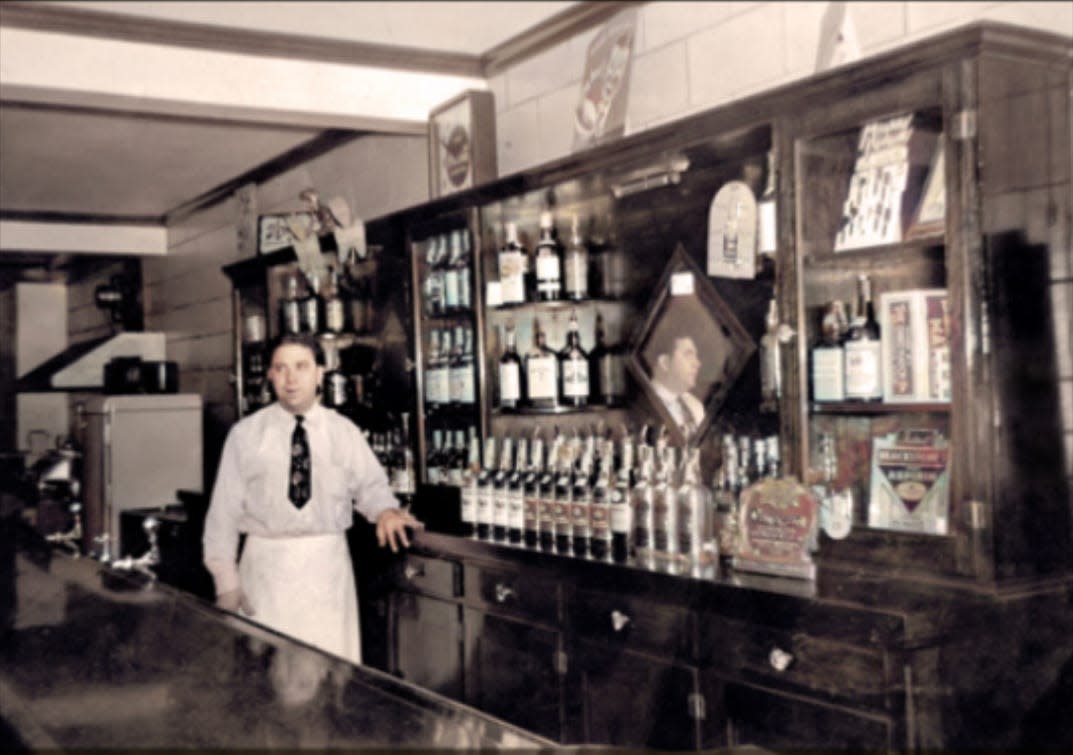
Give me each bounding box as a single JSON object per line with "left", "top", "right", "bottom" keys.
{"left": 494, "top": 583, "right": 515, "bottom": 603}
{"left": 611, "top": 610, "right": 631, "bottom": 632}
{"left": 768, "top": 647, "right": 794, "bottom": 672}
{"left": 403, "top": 563, "right": 424, "bottom": 581}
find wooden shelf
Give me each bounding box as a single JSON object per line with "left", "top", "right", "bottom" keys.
{"left": 492, "top": 402, "right": 627, "bottom": 416}
{"left": 487, "top": 297, "right": 625, "bottom": 314}
{"left": 810, "top": 401, "right": 950, "bottom": 415}
{"left": 802, "top": 235, "right": 945, "bottom": 270}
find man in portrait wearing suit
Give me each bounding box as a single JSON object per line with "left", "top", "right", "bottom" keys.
{"left": 648, "top": 329, "right": 705, "bottom": 439}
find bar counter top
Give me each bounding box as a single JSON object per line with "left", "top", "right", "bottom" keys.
{"left": 0, "top": 529, "right": 556, "bottom": 750}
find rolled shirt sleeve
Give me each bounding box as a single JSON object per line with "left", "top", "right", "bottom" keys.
{"left": 346, "top": 423, "right": 399, "bottom": 524}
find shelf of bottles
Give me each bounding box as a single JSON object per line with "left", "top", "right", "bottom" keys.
{"left": 457, "top": 421, "right": 782, "bottom": 578}
{"left": 414, "top": 224, "right": 482, "bottom": 488}
{"left": 480, "top": 188, "right": 634, "bottom": 418}
{"left": 797, "top": 106, "right": 952, "bottom": 539}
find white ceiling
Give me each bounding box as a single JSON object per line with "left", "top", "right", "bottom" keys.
{"left": 0, "top": 1, "right": 579, "bottom": 235}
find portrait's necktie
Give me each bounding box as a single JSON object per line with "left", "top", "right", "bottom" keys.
{"left": 288, "top": 415, "right": 311, "bottom": 508}
{"left": 678, "top": 396, "right": 697, "bottom": 437}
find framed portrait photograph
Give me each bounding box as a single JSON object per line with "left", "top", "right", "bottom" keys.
{"left": 428, "top": 90, "right": 497, "bottom": 199}
{"left": 627, "top": 244, "right": 756, "bottom": 446}
{"left": 257, "top": 212, "right": 317, "bottom": 255}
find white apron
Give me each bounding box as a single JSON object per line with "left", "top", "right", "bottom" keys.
{"left": 239, "top": 532, "right": 361, "bottom": 665}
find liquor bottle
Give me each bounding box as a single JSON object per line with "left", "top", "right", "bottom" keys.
{"left": 300, "top": 272, "right": 322, "bottom": 334}
{"left": 553, "top": 433, "right": 575, "bottom": 555}
{"left": 321, "top": 336, "right": 349, "bottom": 410}
{"left": 815, "top": 431, "right": 854, "bottom": 541}
{"left": 812, "top": 300, "right": 848, "bottom": 402}
{"left": 476, "top": 436, "right": 497, "bottom": 541}
{"left": 589, "top": 437, "right": 614, "bottom": 562}
{"left": 712, "top": 434, "right": 740, "bottom": 566}
{"left": 458, "top": 327, "right": 476, "bottom": 407}
{"left": 427, "top": 428, "right": 445, "bottom": 485}
{"left": 347, "top": 273, "right": 368, "bottom": 334}
{"left": 759, "top": 297, "right": 782, "bottom": 413}
{"left": 447, "top": 429, "right": 467, "bottom": 487}
{"left": 764, "top": 435, "right": 781, "bottom": 479}
{"left": 280, "top": 273, "right": 302, "bottom": 335}
{"left": 460, "top": 427, "right": 481, "bottom": 538}
{"left": 563, "top": 214, "right": 590, "bottom": 301}
{"left": 570, "top": 436, "right": 593, "bottom": 558}
{"left": 677, "top": 447, "right": 715, "bottom": 567}
{"left": 539, "top": 431, "right": 561, "bottom": 552}
{"left": 425, "top": 235, "right": 445, "bottom": 317}
{"left": 492, "top": 436, "right": 513, "bottom": 543}
{"left": 447, "top": 325, "right": 466, "bottom": 406}
{"left": 631, "top": 441, "right": 656, "bottom": 569}
{"left": 443, "top": 230, "right": 462, "bottom": 313}
{"left": 498, "top": 222, "right": 528, "bottom": 305}
{"left": 458, "top": 229, "right": 472, "bottom": 311}
{"left": 498, "top": 323, "right": 525, "bottom": 411}
{"left": 523, "top": 431, "right": 544, "bottom": 548}
{"left": 559, "top": 310, "right": 590, "bottom": 407}
{"left": 425, "top": 329, "right": 449, "bottom": 409}
{"left": 589, "top": 311, "right": 626, "bottom": 407}
{"left": 525, "top": 319, "right": 560, "bottom": 410}
{"left": 507, "top": 436, "right": 527, "bottom": 544}
{"left": 322, "top": 267, "right": 346, "bottom": 335}
{"left": 843, "top": 273, "right": 883, "bottom": 401}
{"left": 757, "top": 149, "right": 778, "bottom": 266}
{"left": 398, "top": 414, "right": 416, "bottom": 495}
{"left": 534, "top": 211, "right": 563, "bottom": 301}
{"left": 652, "top": 432, "right": 679, "bottom": 561}
{"left": 610, "top": 427, "right": 635, "bottom": 564}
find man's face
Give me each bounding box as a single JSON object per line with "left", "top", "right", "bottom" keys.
{"left": 659, "top": 336, "right": 700, "bottom": 394}
{"left": 269, "top": 343, "right": 323, "bottom": 415}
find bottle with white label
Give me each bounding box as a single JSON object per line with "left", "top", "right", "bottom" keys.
{"left": 559, "top": 310, "right": 590, "bottom": 408}
{"left": 476, "top": 437, "right": 496, "bottom": 540}
{"left": 534, "top": 211, "right": 562, "bottom": 301}
{"left": 610, "top": 428, "right": 636, "bottom": 564}
{"left": 498, "top": 222, "right": 528, "bottom": 305}
{"left": 460, "top": 428, "right": 481, "bottom": 538}
{"left": 443, "top": 230, "right": 462, "bottom": 312}
{"left": 507, "top": 437, "right": 527, "bottom": 544}
{"left": 563, "top": 214, "right": 590, "bottom": 301}
{"left": 525, "top": 318, "right": 560, "bottom": 410}
{"left": 498, "top": 323, "right": 524, "bottom": 410}
{"left": 812, "top": 301, "right": 848, "bottom": 402}
{"left": 492, "top": 436, "right": 514, "bottom": 542}
{"left": 843, "top": 274, "right": 883, "bottom": 401}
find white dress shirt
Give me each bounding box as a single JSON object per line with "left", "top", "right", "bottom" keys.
{"left": 203, "top": 401, "right": 397, "bottom": 596}
{"left": 651, "top": 377, "right": 705, "bottom": 434}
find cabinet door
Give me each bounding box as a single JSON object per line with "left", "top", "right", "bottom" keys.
{"left": 392, "top": 591, "right": 463, "bottom": 700}
{"left": 567, "top": 638, "right": 700, "bottom": 750}
{"left": 462, "top": 607, "right": 562, "bottom": 742}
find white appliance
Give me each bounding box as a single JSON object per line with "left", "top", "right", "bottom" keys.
{"left": 82, "top": 394, "right": 203, "bottom": 558}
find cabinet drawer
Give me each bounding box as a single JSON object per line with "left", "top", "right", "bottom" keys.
{"left": 395, "top": 554, "right": 460, "bottom": 599}
{"left": 464, "top": 563, "right": 560, "bottom": 626}
{"left": 700, "top": 614, "right": 889, "bottom": 705}
{"left": 568, "top": 588, "right": 694, "bottom": 661}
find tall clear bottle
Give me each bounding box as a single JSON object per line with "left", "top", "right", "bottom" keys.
{"left": 460, "top": 427, "right": 481, "bottom": 538}
{"left": 559, "top": 310, "right": 590, "bottom": 407}
{"left": 534, "top": 211, "right": 563, "bottom": 301}
{"left": 553, "top": 433, "right": 575, "bottom": 555}
{"left": 476, "top": 436, "right": 497, "bottom": 541}
{"left": 498, "top": 222, "right": 528, "bottom": 305}
{"left": 631, "top": 440, "right": 656, "bottom": 570}
{"left": 507, "top": 437, "right": 527, "bottom": 545}
{"left": 498, "top": 322, "right": 524, "bottom": 410}
{"left": 713, "top": 434, "right": 740, "bottom": 567}
{"left": 539, "top": 431, "right": 561, "bottom": 552}
{"left": 523, "top": 431, "right": 544, "bottom": 549}
{"left": 652, "top": 432, "right": 679, "bottom": 565}
{"left": 563, "top": 214, "right": 590, "bottom": 301}
{"left": 610, "top": 428, "right": 636, "bottom": 564}
{"left": 843, "top": 273, "right": 883, "bottom": 401}
{"left": 678, "top": 447, "right": 715, "bottom": 571}
{"left": 492, "top": 436, "right": 514, "bottom": 543}
{"left": 589, "top": 436, "right": 614, "bottom": 562}
{"left": 570, "top": 433, "right": 594, "bottom": 558}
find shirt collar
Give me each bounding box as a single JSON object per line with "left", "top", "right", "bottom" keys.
{"left": 269, "top": 400, "right": 326, "bottom": 429}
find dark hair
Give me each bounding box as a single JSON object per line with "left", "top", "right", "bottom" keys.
{"left": 647, "top": 326, "right": 693, "bottom": 361}
{"left": 270, "top": 333, "right": 325, "bottom": 366}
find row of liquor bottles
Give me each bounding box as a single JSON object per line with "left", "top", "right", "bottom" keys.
{"left": 424, "top": 326, "right": 477, "bottom": 408}
{"left": 278, "top": 266, "right": 376, "bottom": 338}
{"left": 811, "top": 273, "right": 884, "bottom": 402}
{"left": 456, "top": 425, "right": 781, "bottom": 570}
{"left": 421, "top": 228, "right": 474, "bottom": 317}
{"left": 368, "top": 412, "right": 416, "bottom": 496}
{"left": 497, "top": 310, "right": 627, "bottom": 411}
{"left": 491, "top": 211, "right": 627, "bottom": 307}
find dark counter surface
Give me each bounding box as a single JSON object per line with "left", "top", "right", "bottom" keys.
{"left": 0, "top": 530, "right": 556, "bottom": 750}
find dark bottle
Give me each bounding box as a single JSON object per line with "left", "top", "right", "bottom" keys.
{"left": 507, "top": 436, "right": 527, "bottom": 545}
{"left": 631, "top": 442, "right": 656, "bottom": 570}
{"left": 447, "top": 325, "right": 468, "bottom": 407}
{"left": 538, "top": 432, "right": 560, "bottom": 552}
{"left": 534, "top": 210, "right": 563, "bottom": 301}
{"left": 525, "top": 318, "right": 560, "bottom": 410}
{"left": 280, "top": 273, "right": 302, "bottom": 335}
{"left": 458, "top": 229, "right": 473, "bottom": 311}
{"left": 589, "top": 438, "right": 613, "bottom": 562}
{"left": 460, "top": 427, "right": 481, "bottom": 538}
{"left": 299, "top": 273, "right": 322, "bottom": 334}
{"left": 443, "top": 230, "right": 462, "bottom": 313}
{"left": 476, "top": 436, "right": 496, "bottom": 541}
{"left": 610, "top": 429, "right": 636, "bottom": 564}
{"left": 498, "top": 322, "right": 525, "bottom": 410}
{"left": 589, "top": 311, "right": 626, "bottom": 407}
{"left": 426, "top": 428, "right": 445, "bottom": 485}
{"left": 571, "top": 436, "right": 594, "bottom": 558}
{"left": 346, "top": 272, "right": 368, "bottom": 334}
{"left": 843, "top": 273, "right": 882, "bottom": 401}
{"left": 523, "top": 432, "right": 544, "bottom": 549}
{"left": 323, "top": 266, "right": 345, "bottom": 335}
{"left": 562, "top": 214, "right": 590, "bottom": 301}
{"left": 492, "top": 436, "right": 513, "bottom": 543}
{"left": 559, "top": 310, "right": 590, "bottom": 407}
{"left": 553, "top": 434, "right": 575, "bottom": 555}
{"left": 425, "top": 235, "right": 445, "bottom": 317}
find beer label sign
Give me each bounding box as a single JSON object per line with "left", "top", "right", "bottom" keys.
{"left": 732, "top": 477, "right": 819, "bottom": 580}
{"left": 868, "top": 429, "right": 949, "bottom": 534}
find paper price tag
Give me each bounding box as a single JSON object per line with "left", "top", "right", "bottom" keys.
{"left": 670, "top": 272, "right": 694, "bottom": 296}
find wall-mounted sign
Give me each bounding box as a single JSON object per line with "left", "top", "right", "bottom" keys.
{"left": 428, "top": 90, "right": 497, "bottom": 199}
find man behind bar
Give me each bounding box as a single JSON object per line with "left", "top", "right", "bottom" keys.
{"left": 203, "top": 333, "right": 419, "bottom": 664}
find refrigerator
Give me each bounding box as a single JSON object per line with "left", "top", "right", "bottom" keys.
{"left": 81, "top": 394, "right": 203, "bottom": 558}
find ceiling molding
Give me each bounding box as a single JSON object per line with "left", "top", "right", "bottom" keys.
{"left": 0, "top": 219, "right": 168, "bottom": 256}
{"left": 0, "top": 210, "right": 164, "bottom": 226}
{"left": 481, "top": 1, "right": 642, "bottom": 77}
{"left": 0, "top": 0, "right": 483, "bottom": 77}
